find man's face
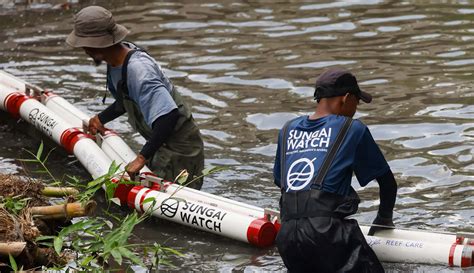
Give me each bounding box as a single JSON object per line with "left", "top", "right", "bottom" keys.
{"left": 83, "top": 47, "right": 103, "bottom": 66}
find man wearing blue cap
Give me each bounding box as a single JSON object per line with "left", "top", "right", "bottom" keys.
{"left": 273, "top": 68, "right": 398, "bottom": 272}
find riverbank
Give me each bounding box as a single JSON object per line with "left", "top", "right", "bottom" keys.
{"left": 0, "top": 174, "right": 86, "bottom": 270}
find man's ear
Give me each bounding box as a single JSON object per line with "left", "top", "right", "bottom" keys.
{"left": 342, "top": 93, "right": 350, "bottom": 105}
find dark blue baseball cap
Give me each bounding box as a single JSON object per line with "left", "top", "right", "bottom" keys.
{"left": 314, "top": 68, "right": 372, "bottom": 103}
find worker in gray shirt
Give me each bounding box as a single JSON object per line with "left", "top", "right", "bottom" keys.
{"left": 66, "top": 6, "right": 204, "bottom": 189}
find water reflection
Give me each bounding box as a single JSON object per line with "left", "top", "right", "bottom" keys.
{"left": 0, "top": 0, "right": 473, "bottom": 271}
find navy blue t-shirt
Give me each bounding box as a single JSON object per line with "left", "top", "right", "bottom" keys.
{"left": 273, "top": 115, "right": 390, "bottom": 196}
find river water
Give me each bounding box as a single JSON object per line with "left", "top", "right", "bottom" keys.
{"left": 0, "top": 0, "right": 473, "bottom": 272}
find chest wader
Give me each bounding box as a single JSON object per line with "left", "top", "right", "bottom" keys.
{"left": 115, "top": 50, "right": 204, "bottom": 189}
{"left": 276, "top": 117, "right": 384, "bottom": 273}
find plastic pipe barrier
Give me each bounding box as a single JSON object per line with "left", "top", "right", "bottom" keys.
{"left": 360, "top": 226, "right": 473, "bottom": 246}
{"left": 365, "top": 235, "right": 473, "bottom": 267}
{"left": 100, "top": 133, "right": 266, "bottom": 219}
{"left": 42, "top": 92, "right": 90, "bottom": 129}
{"left": 127, "top": 186, "right": 276, "bottom": 247}
{"left": 100, "top": 130, "right": 144, "bottom": 172}
{"left": 0, "top": 88, "right": 112, "bottom": 179}
{"left": 0, "top": 71, "right": 27, "bottom": 93}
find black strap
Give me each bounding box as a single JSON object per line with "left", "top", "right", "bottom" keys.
{"left": 104, "top": 42, "right": 149, "bottom": 104}
{"left": 119, "top": 42, "right": 151, "bottom": 93}
{"left": 312, "top": 117, "right": 353, "bottom": 188}
{"left": 120, "top": 49, "right": 140, "bottom": 96}
{"left": 279, "top": 119, "right": 295, "bottom": 191}
{"left": 102, "top": 65, "right": 109, "bottom": 104}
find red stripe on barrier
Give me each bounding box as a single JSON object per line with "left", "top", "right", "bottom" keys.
{"left": 42, "top": 91, "right": 57, "bottom": 98}
{"left": 460, "top": 245, "right": 472, "bottom": 267}
{"left": 246, "top": 218, "right": 277, "bottom": 248}
{"left": 139, "top": 189, "right": 153, "bottom": 212}
{"left": 5, "top": 92, "right": 29, "bottom": 118}
{"left": 102, "top": 130, "right": 118, "bottom": 137}
{"left": 127, "top": 186, "right": 144, "bottom": 209}
{"left": 150, "top": 182, "right": 162, "bottom": 191}
{"left": 59, "top": 128, "right": 93, "bottom": 154}
{"left": 163, "top": 181, "right": 172, "bottom": 190}
{"left": 113, "top": 182, "right": 135, "bottom": 206}
{"left": 273, "top": 219, "right": 281, "bottom": 233}
{"left": 449, "top": 243, "right": 456, "bottom": 267}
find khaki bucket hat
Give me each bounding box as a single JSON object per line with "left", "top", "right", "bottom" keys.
{"left": 66, "top": 6, "right": 129, "bottom": 48}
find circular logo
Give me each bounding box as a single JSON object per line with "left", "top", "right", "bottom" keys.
{"left": 286, "top": 157, "right": 316, "bottom": 191}
{"left": 160, "top": 198, "right": 180, "bottom": 218}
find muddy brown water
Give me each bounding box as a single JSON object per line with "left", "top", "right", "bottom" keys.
{"left": 0, "top": 0, "right": 473, "bottom": 272}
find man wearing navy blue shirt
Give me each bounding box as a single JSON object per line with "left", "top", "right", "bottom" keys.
{"left": 274, "top": 68, "right": 397, "bottom": 272}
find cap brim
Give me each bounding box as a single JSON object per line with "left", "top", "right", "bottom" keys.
{"left": 359, "top": 90, "right": 372, "bottom": 103}
{"left": 66, "top": 24, "right": 129, "bottom": 48}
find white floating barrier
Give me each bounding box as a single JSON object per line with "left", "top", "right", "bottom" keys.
{"left": 41, "top": 92, "right": 90, "bottom": 129}
{"left": 0, "top": 71, "right": 27, "bottom": 93}
{"left": 365, "top": 235, "right": 473, "bottom": 267}
{"left": 127, "top": 186, "right": 276, "bottom": 247}
{"left": 360, "top": 225, "right": 474, "bottom": 246}
{"left": 0, "top": 88, "right": 112, "bottom": 179}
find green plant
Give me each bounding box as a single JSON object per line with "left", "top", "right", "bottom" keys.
{"left": 37, "top": 210, "right": 182, "bottom": 271}
{"left": 8, "top": 254, "right": 18, "bottom": 272}
{"left": 18, "top": 141, "right": 58, "bottom": 183}
{"left": 0, "top": 195, "right": 30, "bottom": 215}
{"left": 20, "top": 143, "right": 224, "bottom": 271}
{"left": 77, "top": 161, "right": 128, "bottom": 204}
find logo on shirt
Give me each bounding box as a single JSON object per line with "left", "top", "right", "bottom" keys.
{"left": 286, "top": 128, "right": 332, "bottom": 155}
{"left": 286, "top": 157, "right": 316, "bottom": 191}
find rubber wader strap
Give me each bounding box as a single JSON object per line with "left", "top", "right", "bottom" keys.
{"left": 280, "top": 119, "right": 294, "bottom": 191}
{"left": 120, "top": 49, "right": 140, "bottom": 97}
{"left": 312, "top": 117, "right": 353, "bottom": 188}
{"left": 119, "top": 42, "right": 151, "bottom": 94}
{"left": 103, "top": 65, "right": 109, "bottom": 104}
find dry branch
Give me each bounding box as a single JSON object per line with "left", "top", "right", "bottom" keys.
{"left": 41, "top": 187, "right": 79, "bottom": 197}
{"left": 0, "top": 242, "right": 26, "bottom": 257}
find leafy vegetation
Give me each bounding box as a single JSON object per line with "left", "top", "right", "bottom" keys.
{"left": 0, "top": 195, "right": 30, "bottom": 215}
{"left": 16, "top": 142, "right": 222, "bottom": 271}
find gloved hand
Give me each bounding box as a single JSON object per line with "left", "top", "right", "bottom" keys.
{"left": 86, "top": 115, "right": 106, "bottom": 135}
{"left": 368, "top": 213, "right": 395, "bottom": 236}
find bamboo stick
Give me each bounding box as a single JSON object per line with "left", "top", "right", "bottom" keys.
{"left": 0, "top": 242, "right": 26, "bottom": 257}
{"left": 41, "top": 186, "right": 79, "bottom": 197}
{"left": 29, "top": 201, "right": 96, "bottom": 220}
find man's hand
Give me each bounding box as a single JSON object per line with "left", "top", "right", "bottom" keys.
{"left": 126, "top": 154, "right": 147, "bottom": 181}
{"left": 86, "top": 115, "right": 106, "bottom": 135}
{"left": 368, "top": 213, "right": 395, "bottom": 236}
